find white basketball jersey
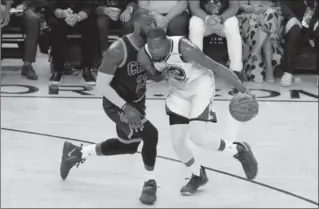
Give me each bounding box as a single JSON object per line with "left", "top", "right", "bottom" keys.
{"left": 145, "top": 36, "right": 211, "bottom": 89}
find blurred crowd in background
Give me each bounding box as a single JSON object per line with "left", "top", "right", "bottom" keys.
{"left": 1, "top": 0, "right": 318, "bottom": 86}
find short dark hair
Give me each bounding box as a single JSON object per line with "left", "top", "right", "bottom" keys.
{"left": 131, "top": 8, "right": 153, "bottom": 24}
{"left": 146, "top": 27, "right": 167, "bottom": 41}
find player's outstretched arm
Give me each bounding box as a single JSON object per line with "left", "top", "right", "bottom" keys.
{"left": 137, "top": 48, "right": 165, "bottom": 82}
{"left": 96, "top": 40, "right": 126, "bottom": 108}
{"left": 179, "top": 37, "right": 247, "bottom": 93}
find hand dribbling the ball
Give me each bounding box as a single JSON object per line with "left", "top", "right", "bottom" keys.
{"left": 244, "top": 89, "right": 255, "bottom": 99}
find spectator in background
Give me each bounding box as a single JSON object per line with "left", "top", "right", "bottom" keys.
{"left": 96, "top": 0, "right": 137, "bottom": 52}
{"left": 1, "top": 0, "right": 12, "bottom": 27}
{"left": 309, "top": 0, "right": 318, "bottom": 85}
{"left": 138, "top": 0, "right": 189, "bottom": 36}
{"left": 238, "top": 1, "right": 284, "bottom": 83}
{"left": 1, "top": 0, "right": 44, "bottom": 80}
{"left": 315, "top": 23, "right": 319, "bottom": 86}
{"left": 48, "top": 0, "right": 96, "bottom": 84}
{"left": 189, "top": 0, "right": 244, "bottom": 80}
{"left": 279, "top": 0, "right": 317, "bottom": 86}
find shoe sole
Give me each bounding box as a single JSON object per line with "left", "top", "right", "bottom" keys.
{"left": 26, "top": 76, "right": 38, "bottom": 80}
{"left": 180, "top": 178, "right": 209, "bottom": 196}
{"left": 139, "top": 187, "right": 157, "bottom": 205}
{"left": 50, "top": 77, "right": 63, "bottom": 85}
{"left": 85, "top": 81, "right": 96, "bottom": 86}
{"left": 139, "top": 195, "right": 156, "bottom": 205}
{"left": 60, "top": 141, "right": 70, "bottom": 180}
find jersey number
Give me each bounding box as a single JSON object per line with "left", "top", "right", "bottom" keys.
{"left": 136, "top": 74, "right": 147, "bottom": 94}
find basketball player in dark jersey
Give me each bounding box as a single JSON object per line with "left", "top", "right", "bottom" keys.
{"left": 59, "top": 9, "right": 158, "bottom": 205}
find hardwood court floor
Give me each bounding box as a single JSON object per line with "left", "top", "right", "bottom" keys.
{"left": 1, "top": 58, "right": 318, "bottom": 208}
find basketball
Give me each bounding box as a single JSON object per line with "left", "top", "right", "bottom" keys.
{"left": 229, "top": 93, "right": 259, "bottom": 122}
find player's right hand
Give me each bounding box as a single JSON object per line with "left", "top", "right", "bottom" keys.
{"left": 244, "top": 90, "right": 259, "bottom": 114}
{"left": 123, "top": 104, "right": 144, "bottom": 132}
{"left": 244, "top": 89, "right": 256, "bottom": 99}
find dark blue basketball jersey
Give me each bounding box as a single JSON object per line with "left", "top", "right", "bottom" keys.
{"left": 110, "top": 36, "right": 147, "bottom": 103}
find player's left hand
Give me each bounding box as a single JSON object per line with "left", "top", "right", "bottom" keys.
{"left": 120, "top": 7, "right": 131, "bottom": 22}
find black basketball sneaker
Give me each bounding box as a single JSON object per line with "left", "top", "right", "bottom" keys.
{"left": 139, "top": 179, "right": 157, "bottom": 205}
{"left": 234, "top": 142, "right": 258, "bottom": 180}
{"left": 180, "top": 166, "right": 209, "bottom": 195}
{"left": 60, "top": 141, "right": 85, "bottom": 180}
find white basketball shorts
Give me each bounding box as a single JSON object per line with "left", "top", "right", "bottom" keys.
{"left": 165, "top": 72, "right": 217, "bottom": 122}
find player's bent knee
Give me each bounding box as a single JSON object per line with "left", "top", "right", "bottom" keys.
{"left": 125, "top": 141, "right": 140, "bottom": 154}
{"left": 140, "top": 121, "right": 159, "bottom": 146}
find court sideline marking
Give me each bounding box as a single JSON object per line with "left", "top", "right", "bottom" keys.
{"left": 1, "top": 95, "right": 318, "bottom": 103}
{"left": 1, "top": 127, "right": 318, "bottom": 206}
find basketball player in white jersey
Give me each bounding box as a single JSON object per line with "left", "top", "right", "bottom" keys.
{"left": 138, "top": 27, "right": 258, "bottom": 195}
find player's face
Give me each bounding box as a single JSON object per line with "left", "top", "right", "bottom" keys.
{"left": 138, "top": 16, "right": 156, "bottom": 39}
{"left": 147, "top": 38, "right": 170, "bottom": 61}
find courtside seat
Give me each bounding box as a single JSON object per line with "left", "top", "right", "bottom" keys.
{"left": 203, "top": 33, "right": 317, "bottom": 75}
{"left": 47, "top": 22, "right": 124, "bottom": 73}
{"left": 1, "top": 7, "right": 49, "bottom": 60}
{"left": 294, "top": 41, "right": 317, "bottom": 74}
{"left": 1, "top": 26, "right": 25, "bottom": 60}
{"left": 203, "top": 34, "right": 229, "bottom": 66}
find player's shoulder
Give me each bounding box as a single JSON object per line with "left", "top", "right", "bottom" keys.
{"left": 178, "top": 37, "right": 200, "bottom": 62}
{"left": 102, "top": 38, "right": 125, "bottom": 62}
{"left": 107, "top": 39, "right": 125, "bottom": 55}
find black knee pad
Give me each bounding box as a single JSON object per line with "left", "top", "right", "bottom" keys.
{"left": 140, "top": 121, "right": 158, "bottom": 146}
{"left": 124, "top": 142, "right": 140, "bottom": 154}
{"left": 139, "top": 121, "right": 158, "bottom": 169}
{"left": 169, "top": 114, "right": 189, "bottom": 125}
{"left": 100, "top": 138, "right": 140, "bottom": 155}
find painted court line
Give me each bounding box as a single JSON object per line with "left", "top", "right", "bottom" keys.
{"left": 1, "top": 95, "right": 318, "bottom": 103}
{"left": 1, "top": 127, "right": 318, "bottom": 206}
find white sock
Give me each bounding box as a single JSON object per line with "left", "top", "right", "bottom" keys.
{"left": 223, "top": 140, "right": 238, "bottom": 155}
{"left": 81, "top": 144, "right": 97, "bottom": 158}
{"left": 187, "top": 159, "right": 201, "bottom": 176}
{"left": 188, "top": 121, "right": 239, "bottom": 156}
{"left": 145, "top": 170, "right": 155, "bottom": 180}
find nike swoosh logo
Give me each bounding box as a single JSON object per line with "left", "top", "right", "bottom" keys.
{"left": 67, "top": 148, "right": 76, "bottom": 157}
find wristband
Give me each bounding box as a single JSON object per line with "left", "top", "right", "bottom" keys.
{"left": 121, "top": 103, "right": 128, "bottom": 110}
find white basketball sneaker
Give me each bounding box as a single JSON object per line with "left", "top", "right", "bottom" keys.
{"left": 280, "top": 72, "right": 294, "bottom": 87}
